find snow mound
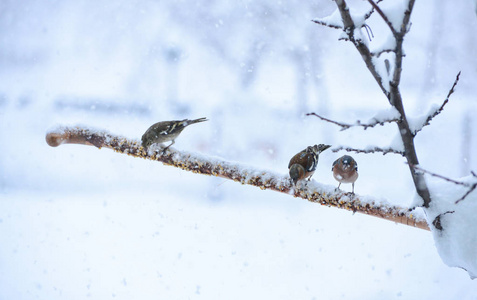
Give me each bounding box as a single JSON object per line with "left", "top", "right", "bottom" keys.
{"left": 425, "top": 174, "right": 477, "bottom": 279}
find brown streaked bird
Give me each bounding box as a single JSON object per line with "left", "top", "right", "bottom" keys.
{"left": 141, "top": 117, "right": 208, "bottom": 152}
{"left": 288, "top": 144, "right": 331, "bottom": 185}
{"left": 332, "top": 155, "right": 358, "bottom": 193}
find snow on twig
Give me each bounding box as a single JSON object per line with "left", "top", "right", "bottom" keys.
{"left": 333, "top": 145, "right": 404, "bottom": 156}
{"left": 332, "top": 0, "right": 390, "bottom": 97}
{"left": 45, "top": 125, "right": 429, "bottom": 230}
{"left": 409, "top": 164, "right": 477, "bottom": 204}
{"left": 306, "top": 109, "right": 400, "bottom": 131}
{"left": 366, "top": 0, "right": 398, "bottom": 36}
{"left": 411, "top": 71, "right": 461, "bottom": 135}
{"left": 312, "top": 8, "right": 343, "bottom": 29}
{"left": 363, "top": 0, "right": 384, "bottom": 20}
{"left": 312, "top": 19, "right": 342, "bottom": 29}
{"left": 372, "top": 48, "right": 396, "bottom": 57}
{"left": 456, "top": 184, "right": 477, "bottom": 204}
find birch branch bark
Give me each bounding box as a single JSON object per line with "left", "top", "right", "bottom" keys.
{"left": 45, "top": 126, "right": 429, "bottom": 231}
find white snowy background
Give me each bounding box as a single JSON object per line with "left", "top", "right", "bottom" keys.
{"left": 1, "top": 0, "right": 477, "bottom": 299}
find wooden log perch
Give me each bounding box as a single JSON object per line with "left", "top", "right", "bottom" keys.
{"left": 45, "top": 125, "right": 430, "bottom": 231}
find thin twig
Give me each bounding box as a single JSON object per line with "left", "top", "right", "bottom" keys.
{"left": 410, "top": 164, "right": 467, "bottom": 186}
{"left": 332, "top": 146, "right": 405, "bottom": 156}
{"left": 390, "top": 0, "right": 415, "bottom": 86}
{"left": 456, "top": 185, "right": 477, "bottom": 204}
{"left": 364, "top": 0, "right": 384, "bottom": 20}
{"left": 306, "top": 112, "right": 399, "bottom": 131}
{"left": 334, "top": 0, "right": 389, "bottom": 98}
{"left": 413, "top": 71, "right": 461, "bottom": 135}
{"left": 306, "top": 112, "right": 352, "bottom": 130}
{"left": 455, "top": 171, "right": 477, "bottom": 204}
{"left": 409, "top": 164, "right": 477, "bottom": 204}
{"left": 401, "top": 0, "right": 416, "bottom": 35}
{"left": 366, "top": 0, "right": 398, "bottom": 36}
{"left": 45, "top": 125, "right": 429, "bottom": 230}
{"left": 312, "top": 19, "right": 342, "bottom": 29}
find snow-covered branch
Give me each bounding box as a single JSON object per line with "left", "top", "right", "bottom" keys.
{"left": 45, "top": 125, "right": 429, "bottom": 231}
{"left": 332, "top": 146, "right": 404, "bottom": 156}
{"left": 410, "top": 164, "right": 477, "bottom": 204}
{"left": 366, "top": 0, "right": 398, "bottom": 36}
{"left": 318, "top": 0, "right": 476, "bottom": 280}
{"left": 311, "top": 19, "right": 342, "bottom": 29}
{"left": 363, "top": 0, "right": 384, "bottom": 20}
{"left": 321, "top": 0, "right": 431, "bottom": 209}
{"left": 306, "top": 110, "right": 400, "bottom": 131}
{"left": 306, "top": 109, "right": 404, "bottom": 155}
{"left": 411, "top": 72, "right": 461, "bottom": 135}
{"left": 325, "top": 0, "right": 390, "bottom": 97}
{"left": 372, "top": 48, "right": 396, "bottom": 57}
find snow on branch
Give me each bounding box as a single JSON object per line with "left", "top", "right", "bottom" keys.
{"left": 409, "top": 164, "right": 477, "bottom": 204}
{"left": 312, "top": 8, "right": 344, "bottom": 29}
{"left": 421, "top": 168, "right": 477, "bottom": 279}
{"left": 312, "top": 19, "right": 342, "bottom": 29}
{"left": 332, "top": 0, "right": 389, "bottom": 97}
{"left": 363, "top": 0, "right": 384, "bottom": 20}
{"left": 45, "top": 125, "right": 428, "bottom": 230}
{"left": 306, "top": 109, "right": 400, "bottom": 131}
{"left": 332, "top": 145, "right": 404, "bottom": 156}
{"left": 366, "top": 0, "right": 398, "bottom": 36}
{"left": 372, "top": 48, "right": 396, "bottom": 57}
{"left": 411, "top": 72, "right": 461, "bottom": 135}
{"left": 306, "top": 111, "right": 405, "bottom": 156}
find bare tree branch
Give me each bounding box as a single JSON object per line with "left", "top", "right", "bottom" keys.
{"left": 332, "top": 146, "right": 404, "bottom": 156}
{"left": 306, "top": 112, "right": 352, "bottom": 130}
{"left": 410, "top": 164, "right": 468, "bottom": 186}
{"left": 401, "top": 0, "right": 415, "bottom": 35}
{"left": 312, "top": 19, "right": 374, "bottom": 43}
{"left": 334, "top": 0, "right": 389, "bottom": 97}
{"left": 306, "top": 112, "right": 399, "bottom": 131}
{"left": 409, "top": 164, "right": 477, "bottom": 204}
{"left": 456, "top": 185, "right": 477, "bottom": 204}
{"left": 363, "top": 0, "right": 384, "bottom": 20}
{"left": 311, "top": 19, "right": 342, "bottom": 29}
{"left": 412, "top": 71, "right": 462, "bottom": 135}
{"left": 45, "top": 125, "right": 429, "bottom": 230}
{"left": 390, "top": 0, "right": 415, "bottom": 86}
{"left": 326, "top": 0, "right": 431, "bottom": 208}
{"left": 366, "top": 0, "right": 398, "bottom": 36}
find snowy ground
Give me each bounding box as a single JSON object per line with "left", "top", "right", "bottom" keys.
{"left": 1, "top": 0, "right": 477, "bottom": 299}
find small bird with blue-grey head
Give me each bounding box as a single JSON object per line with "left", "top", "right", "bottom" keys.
{"left": 332, "top": 155, "right": 358, "bottom": 193}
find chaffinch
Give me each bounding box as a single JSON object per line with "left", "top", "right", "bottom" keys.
{"left": 332, "top": 155, "right": 358, "bottom": 193}
{"left": 288, "top": 144, "right": 331, "bottom": 185}
{"left": 141, "top": 117, "right": 208, "bottom": 151}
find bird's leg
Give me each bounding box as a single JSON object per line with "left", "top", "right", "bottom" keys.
{"left": 351, "top": 182, "right": 355, "bottom": 194}
{"left": 335, "top": 182, "right": 341, "bottom": 192}
{"left": 162, "top": 140, "right": 175, "bottom": 154}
